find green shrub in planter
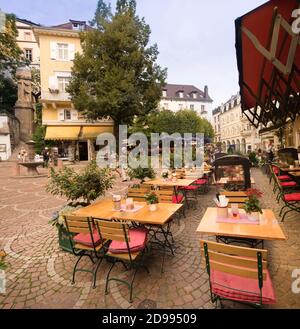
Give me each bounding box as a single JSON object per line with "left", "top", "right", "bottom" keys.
{"left": 47, "top": 161, "right": 115, "bottom": 252}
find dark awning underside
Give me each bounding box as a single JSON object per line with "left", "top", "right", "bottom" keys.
{"left": 235, "top": 0, "right": 300, "bottom": 128}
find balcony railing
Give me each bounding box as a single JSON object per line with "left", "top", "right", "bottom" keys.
{"left": 41, "top": 91, "right": 71, "bottom": 102}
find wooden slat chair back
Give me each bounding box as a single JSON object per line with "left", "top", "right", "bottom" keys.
{"left": 220, "top": 191, "right": 249, "bottom": 208}
{"left": 95, "top": 219, "right": 129, "bottom": 243}
{"left": 175, "top": 169, "right": 185, "bottom": 179}
{"left": 155, "top": 189, "right": 174, "bottom": 203}
{"left": 127, "top": 186, "right": 151, "bottom": 202}
{"left": 200, "top": 240, "right": 269, "bottom": 306}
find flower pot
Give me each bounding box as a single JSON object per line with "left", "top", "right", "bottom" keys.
{"left": 247, "top": 211, "right": 260, "bottom": 222}
{"left": 149, "top": 204, "right": 157, "bottom": 211}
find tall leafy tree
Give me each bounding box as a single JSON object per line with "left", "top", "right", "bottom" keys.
{"left": 0, "top": 13, "right": 22, "bottom": 74}
{"left": 89, "top": 0, "right": 112, "bottom": 31}
{"left": 0, "top": 13, "right": 22, "bottom": 114}
{"left": 67, "top": 0, "right": 167, "bottom": 150}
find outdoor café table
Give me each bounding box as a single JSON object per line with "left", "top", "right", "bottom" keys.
{"left": 143, "top": 178, "right": 196, "bottom": 197}
{"left": 280, "top": 167, "right": 300, "bottom": 172}
{"left": 288, "top": 171, "right": 300, "bottom": 177}
{"left": 72, "top": 200, "right": 183, "bottom": 271}
{"left": 196, "top": 207, "right": 286, "bottom": 248}
{"left": 217, "top": 176, "right": 255, "bottom": 185}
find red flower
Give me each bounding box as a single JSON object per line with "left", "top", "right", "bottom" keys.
{"left": 245, "top": 188, "right": 263, "bottom": 198}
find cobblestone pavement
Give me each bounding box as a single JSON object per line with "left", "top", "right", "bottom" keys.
{"left": 0, "top": 162, "right": 299, "bottom": 309}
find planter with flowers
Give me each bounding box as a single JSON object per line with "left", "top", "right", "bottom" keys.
{"left": 47, "top": 161, "right": 115, "bottom": 252}
{"left": 244, "top": 188, "right": 263, "bottom": 221}
{"left": 145, "top": 192, "right": 159, "bottom": 211}
{"left": 0, "top": 250, "right": 7, "bottom": 270}
{"left": 161, "top": 170, "right": 169, "bottom": 181}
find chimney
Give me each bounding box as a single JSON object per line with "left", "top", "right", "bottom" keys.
{"left": 204, "top": 85, "right": 208, "bottom": 98}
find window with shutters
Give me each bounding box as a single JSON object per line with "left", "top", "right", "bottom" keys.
{"left": 57, "top": 43, "right": 69, "bottom": 60}
{"left": 24, "top": 49, "right": 32, "bottom": 62}
{"left": 64, "top": 109, "right": 71, "bottom": 121}
{"left": 58, "top": 76, "right": 71, "bottom": 93}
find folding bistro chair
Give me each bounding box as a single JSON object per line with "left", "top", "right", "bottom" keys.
{"left": 94, "top": 219, "right": 149, "bottom": 303}
{"left": 200, "top": 240, "right": 276, "bottom": 308}
{"left": 64, "top": 215, "right": 107, "bottom": 288}
{"left": 278, "top": 191, "right": 300, "bottom": 221}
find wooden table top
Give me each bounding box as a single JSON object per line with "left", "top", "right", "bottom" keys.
{"left": 288, "top": 171, "right": 300, "bottom": 177}
{"left": 280, "top": 167, "right": 300, "bottom": 172}
{"left": 72, "top": 200, "right": 183, "bottom": 225}
{"left": 143, "top": 178, "right": 195, "bottom": 187}
{"left": 196, "top": 207, "right": 286, "bottom": 241}
{"left": 217, "top": 177, "right": 255, "bottom": 184}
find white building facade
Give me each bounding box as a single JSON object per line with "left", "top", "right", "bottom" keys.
{"left": 159, "top": 84, "right": 213, "bottom": 122}
{"left": 214, "top": 93, "right": 261, "bottom": 154}
{"left": 16, "top": 18, "right": 40, "bottom": 68}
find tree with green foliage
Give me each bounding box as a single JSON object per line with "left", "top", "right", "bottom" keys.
{"left": 67, "top": 0, "right": 167, "bottom": 151}
{"left": 130, "top": 109, "right": 214, "bottom": 139}
{"left": 0, "top": 13, "right": 22, "bottom": 114}
{"left": 89, "top": 0, "right": 112, "bottom": 30}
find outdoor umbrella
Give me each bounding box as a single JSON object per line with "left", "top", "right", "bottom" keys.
{"left": 235, "top": 0, "right": 300, "bottom": 128}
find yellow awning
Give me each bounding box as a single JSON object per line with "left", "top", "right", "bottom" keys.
{"left": 45, "top": 126, "right": 80, "bottom": 140}
{"left": 80, "top": 126, "right": 114, "bottom": 139}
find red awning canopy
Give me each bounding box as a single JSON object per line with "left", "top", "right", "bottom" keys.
{"left": 235, "top": 0, "right": 300, "bottom": 128}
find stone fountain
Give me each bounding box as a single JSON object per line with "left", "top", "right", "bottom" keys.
{"left": 18, "top": 140, "right": 44, "bottom": 176}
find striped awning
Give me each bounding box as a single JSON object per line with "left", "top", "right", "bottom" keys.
{"left": 80, "top": 126, "right": 114, "bottom": 139}
{"left": 45, "top": 126, "right": 80, "bottom": 140}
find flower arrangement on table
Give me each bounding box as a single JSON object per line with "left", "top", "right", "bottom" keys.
{"left": 244, "top": 188, "right": 263, "bottom": 221}
{"left": 144, "top": 192, "right": 159, "bottom": 211}
{"left": 161, "top": 170, "right": 169, "bottom": 180}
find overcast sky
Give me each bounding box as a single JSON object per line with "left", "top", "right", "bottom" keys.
{"left": 0, "top": 0, "right": 267, "bottom": 107}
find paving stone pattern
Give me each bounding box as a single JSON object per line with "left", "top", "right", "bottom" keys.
{"left": 0, "top": 162, "right": 299, "bottom": 309}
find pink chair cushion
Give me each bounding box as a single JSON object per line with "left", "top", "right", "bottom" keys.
{"left": 73, "top": 229, "right": 102, "bottom": 247}
{"left": 181, "top": 185, "right": 198, "bottom": 190}
{"left": 172, "top": 194, "right": 184, "bottom": 203}
{"left": 283, "top": 193, "right": 300, "bottom": 202}
{"left": 195, "top": 179, "right": 207, "bottom": 185}
{"left": 210, "top": 269, "right": 276, "bottom": 304}
{"left": 280, "top": 181, "right": 297, "bottom": 187}
{"left": 278, "top": 175, "right": 292, "bottom": 180}
{"left": 109, "top": 227, "right": 148, "bottom": 254}
{"left": 272, "top": 166, "right": 279, "bottom": 175}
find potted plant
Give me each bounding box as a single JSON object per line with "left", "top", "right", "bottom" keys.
{"left": 0, "top": 250, "right": 7, "bottom": 270}
{"left": 244, "top": 188, "right": 263, "bottom": 221}
{"left": 144, "top": 192, "right": 159, "bottom": 211}
{"left": 127, "top": 165, "right": 155, "bottom": 183}
{"left": 46, "top": 161, "right": 115, "bottom": 252}
{"left": 161, "top": 170, "right": 169, "bottom": 181}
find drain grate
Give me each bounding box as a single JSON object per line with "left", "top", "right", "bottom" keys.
{"left": 137, "top": 299, "right": 157, "bottom": 309}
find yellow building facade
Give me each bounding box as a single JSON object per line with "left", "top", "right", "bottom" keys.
{"left": 33, "top": 21, "right": 113, "bottom": 160}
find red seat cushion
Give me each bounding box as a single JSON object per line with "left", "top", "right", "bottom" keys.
{"left": 283, "top": 193, "right": 300, "bottom": 202}
{"left": 278, "top": 175, "right": 292, "bottom": 180}
{"left": 210, "top": 269, "right": 276, "bottom": 304}
{"left": 280, "top": 181, "right": 297, "bottom": 187}
{"left": 195, "top": 179, "right": 207, "bottom": 185}
{"left": 172, "top": 194, "right": 184, "bottom": 203}
{"left": 180, "top": 185, "right": 198, "bottom": 190}
{"left": 73, "top": 229, "right": 102, "bottom": 247}
{"left": 109, "top": 227, "right": 148, "bottom": 254}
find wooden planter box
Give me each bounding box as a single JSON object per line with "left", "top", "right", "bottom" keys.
{"left": 58, "top": 226, "right": 74, "bottom": 253}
